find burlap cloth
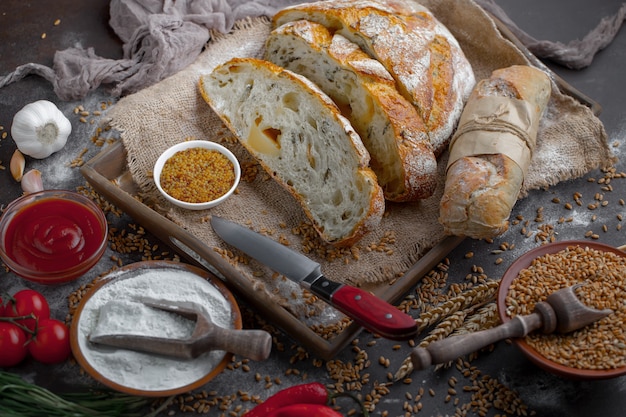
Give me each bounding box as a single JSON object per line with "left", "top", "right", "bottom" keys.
{"left": 107, "top": 0, "right": 614, "bottom": 318}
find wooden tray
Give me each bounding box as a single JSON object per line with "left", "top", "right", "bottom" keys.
{"left": 80, "top": 17, "right": 600, "bottom": 359}
{"left": 80, "top": 141, "right": 464, "bottom": 359}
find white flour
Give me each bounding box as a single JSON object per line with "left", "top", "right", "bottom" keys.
{"left": 76, "top": 266, "right": 233, "bottom": 392}
{"left": 90, "top": 300, "right": 197, "bottom": 340}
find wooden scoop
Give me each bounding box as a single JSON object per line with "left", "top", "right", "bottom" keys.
{"left": 89, "top": 298, "right": 272, "bottom": 361}
{"left": 411, "top": 283, "right": 612, "bottom": 370}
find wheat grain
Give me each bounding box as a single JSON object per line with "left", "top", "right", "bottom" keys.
{"left": 415, "top": 280, "right": 498, "bottom": 333}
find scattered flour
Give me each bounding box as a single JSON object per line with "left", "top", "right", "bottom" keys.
{"left": 76, "top": 266, "right": 233, "bottom": 392}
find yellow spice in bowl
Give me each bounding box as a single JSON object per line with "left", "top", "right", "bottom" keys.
{"left": 160, "top": 148, "right": 235, "bottom": 203}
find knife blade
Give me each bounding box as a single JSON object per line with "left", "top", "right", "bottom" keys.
{"left": 211, "top": 216, "right": 417, "bottom": 340}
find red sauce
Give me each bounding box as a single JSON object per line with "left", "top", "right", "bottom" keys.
{"left": 4, "top": 197, "right": 105, "bottom": 273}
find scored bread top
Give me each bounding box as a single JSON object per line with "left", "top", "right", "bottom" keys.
{"left": 266, "top": 19, "right": 438, "bottom": 202}
{"left": 273, "top": 0, "right": 476, "bottom": 155}
{"left": 199, "top": 57, "right": 385, "bottom": 247}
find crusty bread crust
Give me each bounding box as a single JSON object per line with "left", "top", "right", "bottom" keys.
{"left": 439, "top": 65, "right": 551, "bottom": 239}
{"left": 272, "top": 0, "right": 475, "bottom": 155}
{"left": 440, "top": 154, "right": 523, "bottom": 238}
{"left": 199, "top": 57, "right": 385, "bottom": 246}
{"left": 266, "top": 20, "right": 438, "bottom": 201}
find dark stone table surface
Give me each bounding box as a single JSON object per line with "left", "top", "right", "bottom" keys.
{"left": 1, "top": 1, "right": 625, "bottom": 416}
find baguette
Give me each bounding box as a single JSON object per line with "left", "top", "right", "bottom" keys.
{"left": 199, "top": 57, "right": 385, "bottom": 247}
{"left": 272, "top": 0, "right": 475, "bottom": 155}
{"left": 439, "top": 65, "right": 551, "bottom": 239}
{"left": 265, "top": 20, "right": 438, "bottom": 202}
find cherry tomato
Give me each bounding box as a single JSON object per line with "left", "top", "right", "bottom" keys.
{"left": 0, "top": 321, "right": 28, "bottom": 367}
{"left": 5, "top": 289, "right": 50, "bottom": 332}
{"left": 28, "top": 318, "right": 71, "bottom": 364}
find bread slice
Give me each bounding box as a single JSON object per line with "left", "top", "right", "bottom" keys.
{"left": 199, "top": 57, "right": 385, "bottom": 247}
{"left": 272, "top": 0, "right": 476, "bottom": 155}
{"left": 265, "top": 20, "right": 438, "bottom": 202}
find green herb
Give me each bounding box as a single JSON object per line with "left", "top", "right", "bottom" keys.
{"left": 0, "top": 371, "right": 163, "bottom": 417}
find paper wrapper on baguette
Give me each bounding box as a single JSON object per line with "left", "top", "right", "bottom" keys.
{"left": 439, "top": 65, "right": 551, "bottom": 239}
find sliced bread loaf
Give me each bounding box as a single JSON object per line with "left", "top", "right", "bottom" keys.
{"left": 199, "top": 57, "right": 385, "bottom": 247}
{"left": 265, "top": 20, "right": 438, "bottom": 202}
{"left": 272, "top": 0, "right": 476, "bottom": 155}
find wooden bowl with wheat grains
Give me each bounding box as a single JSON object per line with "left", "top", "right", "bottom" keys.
{"left": 497, "top": 241, "right": 626, "bottom": 380}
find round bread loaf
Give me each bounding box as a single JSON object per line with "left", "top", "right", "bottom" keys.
{"left": 266, "top": 20, "right": 438, "bottom": 202}
{"left": 272, "top": 0, "right": 476, "bottom": 155}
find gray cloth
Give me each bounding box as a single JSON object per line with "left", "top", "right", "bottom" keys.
{"left": 0, "top": 0, "right": 305, "bottom": 100}
{"left": 0, "top": 0, "right": 624, "bottom": 100}
{"left": 476, "top": 0, "right": 626, "bottom": 70}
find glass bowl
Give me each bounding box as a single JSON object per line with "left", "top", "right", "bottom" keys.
{"left": 153, "top": 140, "right": 241, "bottom": 210}
{"left": 497, "top": 240, "right": 626, "bottom": 380}
{"left": 0, "top": 190, "right": 108, "bottom": 285}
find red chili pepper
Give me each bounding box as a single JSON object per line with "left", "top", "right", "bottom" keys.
{"left": 266, "top": 404, "right": 343, "bottom": 417}
{"left": 243, "top": 382, "right": 329, "bottom": 416}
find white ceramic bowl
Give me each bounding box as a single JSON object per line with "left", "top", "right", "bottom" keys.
{"left": 153, "top": 140, "right": 240, "bottom": 210}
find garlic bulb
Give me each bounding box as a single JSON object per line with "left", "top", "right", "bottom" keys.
{"left": 11, "top": 100, "right": 72, "bottom": 159}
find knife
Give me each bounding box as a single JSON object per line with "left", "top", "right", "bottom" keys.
{"left": 210, "top": 216, "right": 417, "bottom": 340}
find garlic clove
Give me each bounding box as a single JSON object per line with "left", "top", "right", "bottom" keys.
{"left": 21, "top": 169, "right": 44, "bottom": 194}
{"left": 10, "top": 149, "right": 26, "bottom": 182}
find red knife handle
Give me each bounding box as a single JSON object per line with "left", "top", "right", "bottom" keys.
{"left": 329, "top": 285, "right": 417, "bottom": 340}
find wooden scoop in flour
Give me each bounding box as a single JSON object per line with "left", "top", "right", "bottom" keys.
{"left": 411, "top": 284, "right": 612, "bottom": 370}
{"left": 89, "top": 298, "right": 272, "bottom": 361}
